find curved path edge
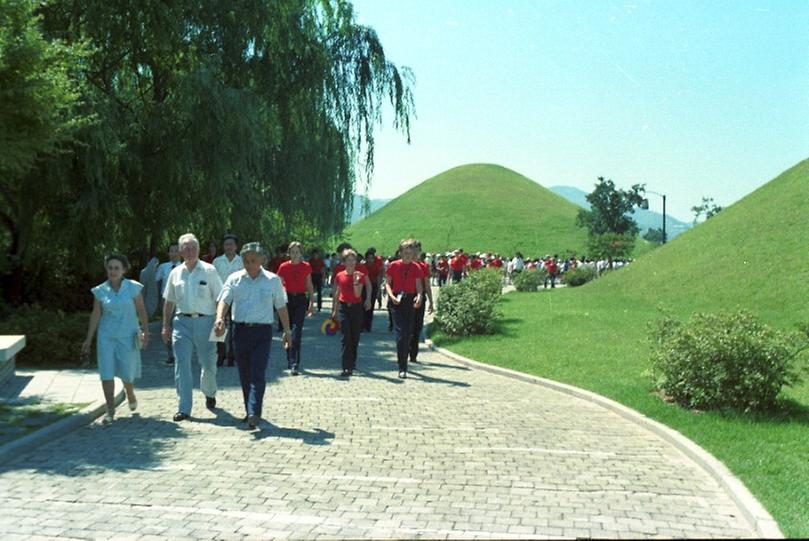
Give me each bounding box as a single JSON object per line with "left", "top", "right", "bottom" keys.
{"left": 0, "top": 386, "right": 124, "bottom": 466}
{"left": 424, "top": 335, "right": 783, "bottom": 539}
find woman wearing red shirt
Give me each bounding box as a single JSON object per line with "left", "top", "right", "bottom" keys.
{"left": 331, "top": 249, "right": 367, "bottom": 376}
{"left": 385, "top": 239, "right": 424, "bottom": 378}
{"left": 277, "top": 242, "right": 314, "bottom": 375}
{"left": 436, "top": 255, "right": 449, "bottom": 287}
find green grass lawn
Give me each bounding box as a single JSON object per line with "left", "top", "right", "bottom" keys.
{"left": 434, "top": 158, "right": 809, "bottom": 537}
{"left": 0, "top": 399, "right": 88, "bottom": 445}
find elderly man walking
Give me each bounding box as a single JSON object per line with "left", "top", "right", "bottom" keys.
{"left": 161, "top": 233, "right": 224, "bottom": 422}
{"left": 215, "top": 242, "right": 291, "bottom": 429}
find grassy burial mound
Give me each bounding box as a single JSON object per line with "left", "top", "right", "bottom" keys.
{"left": 435, "top": 158, "right": 809, "bottom": 536}
{"left": 346, "top": 164, "right": 589, "bottom": 256}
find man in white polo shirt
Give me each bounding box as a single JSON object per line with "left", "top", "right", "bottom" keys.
{"left": 212, "top": 234, "right": 243, "bottom": 367}
{"left": 162, "top": 233, "right": 223, "bottom": 422}
{"left": 215, "top": 242, "right": 290, "bottom": 429}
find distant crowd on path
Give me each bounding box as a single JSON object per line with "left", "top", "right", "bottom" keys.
{"left": 81, "top": 234, "right": 435, "bottom": 431}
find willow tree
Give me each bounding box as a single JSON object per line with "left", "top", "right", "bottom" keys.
{"left": 1, "top": 0, "right": 414, "bottom": 305}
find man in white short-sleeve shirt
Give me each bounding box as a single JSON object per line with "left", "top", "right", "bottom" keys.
{"left": 162, "top": 233, "right": 223, "bottom": 422}
{"left": 212, "top": 234, "right": 243, "bottom": 367}
{"left": 215, "top": 242, "right": 290, "bottom": 429}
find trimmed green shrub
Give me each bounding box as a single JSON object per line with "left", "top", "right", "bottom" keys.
{"left": 435, "top": 269, "right": 502, "bottom": 336}
{"left": 648, "top": 310, "right": 808, "bottom": 412}
{"left": 0, "top": 305, "right": 90, "bottom": 368}
{"left": 564, "top": 266, "right": 597, "bottom": 287}
{"left": 512, "top": 268, "right": 548, "bottom": 292}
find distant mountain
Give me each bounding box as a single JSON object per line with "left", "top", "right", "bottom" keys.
{"left": 550, "top": 186, "right": 692, "bottom": 240}
{"left": 350, "top": 195, "right": 392, "bottom": 224}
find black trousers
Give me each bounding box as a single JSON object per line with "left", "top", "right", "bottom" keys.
{"left": 311, "top": 273, "right": 323, "bottom": 311}
{"left": 390, "top": 294, "right": 415, "bottom": 372}
{"left": 409, "top": 302, "right": 426, "bottom": 362}
{"left": 364, "top": 282, "right": 380, "bottom": 331}
{"left": 286, "top": 293, "right": 308, "bottom": 369}
{"left": 339, "top": 302, "right": 364, "bottom": 370}
{"left": 438, "top": 274, "right": 448, "bottom": 287}
{"left": 451, "top": 270, "right": 462, "bottom": 283}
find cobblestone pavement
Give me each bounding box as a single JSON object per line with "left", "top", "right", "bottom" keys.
{"left": 0, "top": 300, "right": 756, "bottom": 539}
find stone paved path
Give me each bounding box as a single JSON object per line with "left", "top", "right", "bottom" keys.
{"left": 0, "top": 300, "right": 756, "bottom": 539}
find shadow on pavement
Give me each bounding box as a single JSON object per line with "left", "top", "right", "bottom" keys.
{"left": 252, "top": 423, "right": 335, "bottom": 445}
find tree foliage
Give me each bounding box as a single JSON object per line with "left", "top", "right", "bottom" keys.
{"left": 0, "top": 0, "right": 414, "bottom": 307}
{"left": 643, "top": 227, "right": 665, "bottom": 244}
{"left": 691, "top": 196, "right": 723, "bottom": 223}
{"left": 576, "top": 177, "right": 645, "bottom": 264}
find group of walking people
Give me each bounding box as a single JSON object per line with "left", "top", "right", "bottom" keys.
{"left": 82, "top": 234, "right": 433, "bottom": 430}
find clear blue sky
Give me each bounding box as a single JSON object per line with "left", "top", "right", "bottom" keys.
{"left": 352, "top": 0, "right": 809, "bottom": 221}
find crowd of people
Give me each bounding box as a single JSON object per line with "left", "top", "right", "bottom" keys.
{"left": 81, "top": 234, "right": 633, "bottom": 430}
{"left": 82, "top": 234, "right": 434, "bottom": 430}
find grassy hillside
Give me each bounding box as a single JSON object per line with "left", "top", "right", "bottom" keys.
{"left": 346, "top": 164, "right": 589, "bottom": 256}
{"left": 435, "top": 158, "right": 809, "bottom": 536}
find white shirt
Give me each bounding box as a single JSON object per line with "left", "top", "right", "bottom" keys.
{"left": 511, "top": 257, "right": 524, "bottom": 271}
{"left": 163, "top": 260, "right": 223, "bottom": 315}
{"left": 212, "top": 253, "right": 244, "bottom": 283}
{"left": 156, "top": 260, "right": 180, "bottom": 286}
{"left": 218, "top": 269, "right": 287, "bottom": 324}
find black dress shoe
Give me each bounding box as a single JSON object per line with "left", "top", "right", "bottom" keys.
{"left": 247, "top": 414, "right": 259, "bottom": 429}
{"left": 340, "top": 369, "right": 349, "bottom": 377}
{"left": 291, "top": 367, "right": 299, "bottom": 376}
{"left": 173, "top": 412, "right": 189, "bottom": 422}
{"left": 216, "top": 359, "right": 224, "bottom": 367}
{"left": 166, "top": 358, "right": 175, "bottom": 366}
{"left": 206, "top": 396, "right": 216, "bottom": 409}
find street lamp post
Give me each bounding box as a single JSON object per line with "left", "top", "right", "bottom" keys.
{"left": 640, "top": 191, "right": 667, "bottom": 244}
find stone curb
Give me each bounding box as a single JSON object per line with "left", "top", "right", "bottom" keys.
{"left": 424, "top": 335, "right": 783, "bottom": 539}
{"left": 0, "top": 388, "right": 125, "bottom": 466}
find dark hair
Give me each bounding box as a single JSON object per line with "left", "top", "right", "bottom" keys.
{"left": 222, "top": 234, "right": 238, "bottom": 244}
{"left": 336, "top": 242, "right": 353, "bottom": 253}
{"left": 105, "top": 253, "right": 130, "bottom": 271}
{"left": 168, "top": 242, "right": 179, "bottom": 250}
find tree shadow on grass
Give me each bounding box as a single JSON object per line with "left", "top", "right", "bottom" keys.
{"left": 0, "top": 416, "right": 189, "bottom": 476}
{"left": 713, "top": 397, "right": 809, "bottom": 426}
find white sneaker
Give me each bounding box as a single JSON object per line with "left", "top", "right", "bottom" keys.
{"left": 128, "top": 400, "right": 138, "bottom": 412}
{"left": 101, "top": 413, "right": 114, "bottom": 425}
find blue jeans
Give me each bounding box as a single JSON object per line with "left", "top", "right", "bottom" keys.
{"left": 286, "top": 294, "right": 308, "bottom": 369}
{"left": 233, "top": 323, "right": 272, "bottom": 418}
{"left": 172, "top": 314, "right": 217, "bottom": 415}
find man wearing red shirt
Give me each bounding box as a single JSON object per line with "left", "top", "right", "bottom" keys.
{"left": 385, "top": 239, "right": 423, "bottom": 378}
{"left": 470, "top": 255, "right": 483, "bottom": 271}
{"left": 308, "top": 248, "right": 326, "bottom": 312}
{"left": 409, "top": 243, "right": 433, "bottom": 365}
{"left": 362, "top": 247, "right": 384, "bottom": 332}
{"left": 277, "top": 242, "right": 314, "bottom": 375}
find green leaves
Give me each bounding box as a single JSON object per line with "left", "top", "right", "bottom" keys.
{"left": 648, "top": 310, "right": 808, "bottom": 412}
{"left": 435, "top": 269, "right": 502, "bottom": 337}
{"left": 512, "top": 269, "right": 547, "bottom": 292}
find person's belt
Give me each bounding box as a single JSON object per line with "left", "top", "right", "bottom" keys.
{"left": 234, "top": 322, "right": 272, "bottom": 327}
{"left": 287, "top": 292, "right": 307, "bottom": 296}
{"left": 178, "top": 313, "right": 212, "bottom": 318}
{"left": 340, "top": 301, "right": 362, "bottom": 306}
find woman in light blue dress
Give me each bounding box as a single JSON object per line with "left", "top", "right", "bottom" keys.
{"left": 82, "top": 254, "right": 150, "bottom": 424}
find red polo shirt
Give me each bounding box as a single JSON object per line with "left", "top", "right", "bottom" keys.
{"left": 437, "top": 260, "right": 449, "bottom": 276}
{"left": 309, "top": 256, "right": 325, "bottom": 275}
{"left": 470, "top": 259, "right": 483, "bottom": 270}
{"left": 386, "top": 260, "right": 421, "bottom": 294}
{"left": 450, "top": 257, "right": 465, "bottom": 273}
{"left": 335, "top": 269, "right": 365, "bottom": 304}
{"left": 277, "top": 261, "right": 311, "bottom": 294}
{"left": 366, "top": 256, "right": 384, "bottom": 282}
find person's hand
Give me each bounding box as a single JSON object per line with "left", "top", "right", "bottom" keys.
{"left": 282, "top": 331, "right": 291, "bottom": 350}
{"left": 331, "top": 311, "right": 338, "bottom": 321}
{"left": 353, "top": 271, "right": 363, "bottom": 284}
{"left": 414, "top": 294, "right": 423, "bottom": 309}
{"left": 428, "top": 301, "right": 434, "bottom": 314}
{"left": 389, "top": 292, "right": 400, "bottom": 305}
{"left": 307, "top": 303, "right": 314, "bottom": 317}
{"left": 364, "top": 300, "right": 372, "bottom": 311}
{"left": 140, "top": 331, "right": 149, "bottom": 348}
{"left": 214, "top": 318, "right": 226, "bottom": 337}
{"left": 81, "top": 339, "right": 91, "bottom": 356}
{"left": 161, "top": 326, "right": 172, "bottom": 344}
